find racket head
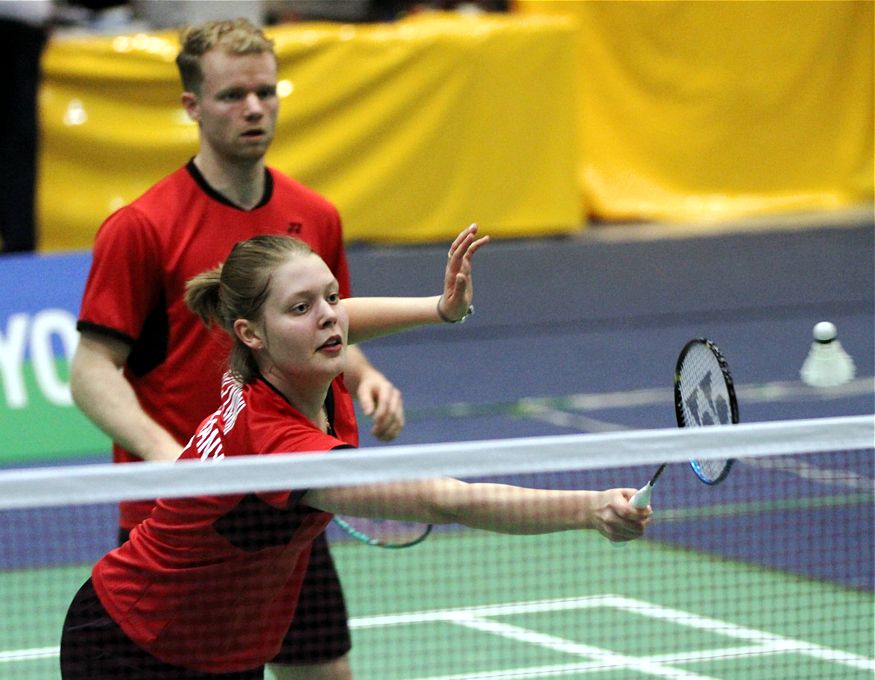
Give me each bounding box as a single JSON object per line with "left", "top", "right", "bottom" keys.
{"left": 674, "top": 338, "right": 738, "bottom": 485}
{"left": 332, "top": 516, "right": 432, "bottom": 549}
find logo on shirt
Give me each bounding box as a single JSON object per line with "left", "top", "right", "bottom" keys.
{"left": 195, "top": 412, "right": 224, "bottom": 460}
{"left": 287, "top": 222, "right": 302, "bottom": 234}
{"left": 194, "top": 374, "right": 247, "bottom": 460}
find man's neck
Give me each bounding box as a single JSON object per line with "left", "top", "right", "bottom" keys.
{"left": 192, "top": 151, "right": 266, "bottom": 210}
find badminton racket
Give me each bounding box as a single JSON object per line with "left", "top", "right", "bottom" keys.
{"left": 630, "top": 337, "right": 738, "bottom": 510}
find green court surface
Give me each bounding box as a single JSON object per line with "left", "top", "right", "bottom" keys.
{"left": 2, "top": 531, "right": 873, "bottom": 679}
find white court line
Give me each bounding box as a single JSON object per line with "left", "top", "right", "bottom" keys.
{"left": 519, "top": 378, "right": 875, "bottom": 432}
{"left": 520, "top": 408, "right": 629, "bottom": 433}
{"left": 519, "top": 377, "right": 874, "bottom": 435}
{"left": 521, "top": 378, "right": 875, "bottom": 493}
{"left": 523, "top": 405, "right": 875, "bottom": 492}
{"left": 607, "top": 596, "right": 875, "bottom": 671}
{"left": 740, "top": 455, "right": 874, "bottom": 491}
{"left": 420, "top": 378, "right": 873, "bottom": 424}
{"left": 4, "top": 594, "right": 874, "bottom": 676}
{"left": 0, "top": 646, "right": 58, "bottom": 663}
{"left": 557, "top": 377, "right": 875, "bottom": 412}
{"left": 448, "top": 614, "right": 714, "bottom": 680}
{"left": 350, "top": 595, "right": 874, "bottom": 679}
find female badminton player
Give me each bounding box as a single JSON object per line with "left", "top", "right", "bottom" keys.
{"left": 60, "top": 224, "right": 651, "bottom": 679}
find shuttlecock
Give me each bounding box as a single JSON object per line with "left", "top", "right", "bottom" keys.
{"left": 800, "top": 321, "right": 856, "bottom": 387}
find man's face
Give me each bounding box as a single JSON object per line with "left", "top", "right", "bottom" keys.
{"left": 184, "top": 49, "right": 279, "bottom": 163}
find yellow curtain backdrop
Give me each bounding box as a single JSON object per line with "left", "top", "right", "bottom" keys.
{"left": 37, "top": 13, "right": 583, "bottom": 251}
{"left": 515, "top": 0, "right": 874, "bottom": 222}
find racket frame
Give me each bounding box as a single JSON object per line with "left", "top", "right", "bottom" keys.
{"left": 332, "top": 516, "right": 433, "bottom": 549}
{"left": 674, "top": 337, "right": 739, "bottom": 485}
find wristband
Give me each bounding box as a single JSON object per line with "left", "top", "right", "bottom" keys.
{"left": 437, "top": 298, "right": 474, "bottom": 324}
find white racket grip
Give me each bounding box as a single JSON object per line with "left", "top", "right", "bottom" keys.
{"left": 629, "top": 483, "right": 653, "bottom": 509}
{"left": 613, "top": 482, "right": 653, "bottom": 548}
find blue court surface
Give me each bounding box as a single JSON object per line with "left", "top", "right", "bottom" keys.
{"left": 344, "top": 217, "right": 874, "bottom": 590}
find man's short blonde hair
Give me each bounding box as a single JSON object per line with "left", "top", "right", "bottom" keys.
{"left": 176, "top": 18, "right": 275, "bottom": 93}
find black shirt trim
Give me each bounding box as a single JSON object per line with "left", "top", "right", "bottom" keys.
{"left": 185, "top": 159, "right": 273, "bottom": 210}
{"left": 76, "top": 321, "right": 135, "bottom": 346}
{"left": 256, "top": 373, "right": 338, "bottom": 428}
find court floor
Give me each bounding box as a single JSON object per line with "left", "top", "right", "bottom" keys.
{"left": 2, "top": 531, "right": 873, "bottom": 679}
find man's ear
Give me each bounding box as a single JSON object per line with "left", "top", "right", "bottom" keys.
{"left": 181, "top": 91, "right": 200, "bottom": 122}
{"left": 234, "top": 319, "right": 263, "bottom": 350}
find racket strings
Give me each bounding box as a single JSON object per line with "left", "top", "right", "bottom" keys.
{"left": 677, "top": 345, "right": 732, "bottom": 428}
{"left": 676, "top": 341, "right": 736, "bottom": 484}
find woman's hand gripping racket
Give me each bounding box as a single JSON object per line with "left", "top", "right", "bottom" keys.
{"left": 620, "top": 338, "right": 738, "bottom": 543}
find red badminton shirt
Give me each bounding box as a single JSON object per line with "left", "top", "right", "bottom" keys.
{"left": 91, "top": 373, "right": 359, "bottom": 673}
{"left": 77, "top": 162, "right": 352, "bottom": 529}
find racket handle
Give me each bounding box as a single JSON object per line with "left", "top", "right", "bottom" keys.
{"left": 613, "top": 482, "right": 653, "bottom": 548}
{"left": 629, "top": 483, "right": 653, "bottom": 509}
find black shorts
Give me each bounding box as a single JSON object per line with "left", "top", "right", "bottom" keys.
{"left": 60, "top": 578, "right": 263, "bottom": 679}
{"left": 116, "top": 527, "right": 351, "bottom": 665}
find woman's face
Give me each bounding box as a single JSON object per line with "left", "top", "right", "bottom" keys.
{"left": 240, "top": 253, "right": 349, "bottom": 388}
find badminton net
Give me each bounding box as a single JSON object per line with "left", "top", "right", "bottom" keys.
{"left": 0, "top": 415, "right": 872, "bottom": 679}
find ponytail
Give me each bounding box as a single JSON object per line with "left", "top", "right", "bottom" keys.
{"left": 184, "top": 265, "right": 224, "bottom": 328}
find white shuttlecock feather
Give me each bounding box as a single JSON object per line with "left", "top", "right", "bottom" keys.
{"left": 800, "top": 321, "right": 856, "bottom": 387}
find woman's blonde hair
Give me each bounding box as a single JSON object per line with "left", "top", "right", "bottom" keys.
{"left": 176, "top": 18, "right": 275, "bottom": 94}
{"left": 185, "top": 235, "right": 315, "bottom": 383}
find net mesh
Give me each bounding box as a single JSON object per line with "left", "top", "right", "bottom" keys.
{"left": 1, "top": 416, "right": 872, "bottom": 679}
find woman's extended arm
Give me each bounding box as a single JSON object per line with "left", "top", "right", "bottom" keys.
{"left": 304, "top": 478, "right": 651, "bottom": 543}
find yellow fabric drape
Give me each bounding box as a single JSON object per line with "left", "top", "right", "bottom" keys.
{"left": 516, "top": 0, "right": 874, "bottom": 222}
{"left": 37, "top": 13, "right": 583, "bottom": 251}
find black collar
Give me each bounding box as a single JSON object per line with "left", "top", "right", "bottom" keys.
{"left": 256, "top": 374, "right": 336, "bottom": 434}
{"left": 186, "top": 159, "right": 273, "bottom": 210}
